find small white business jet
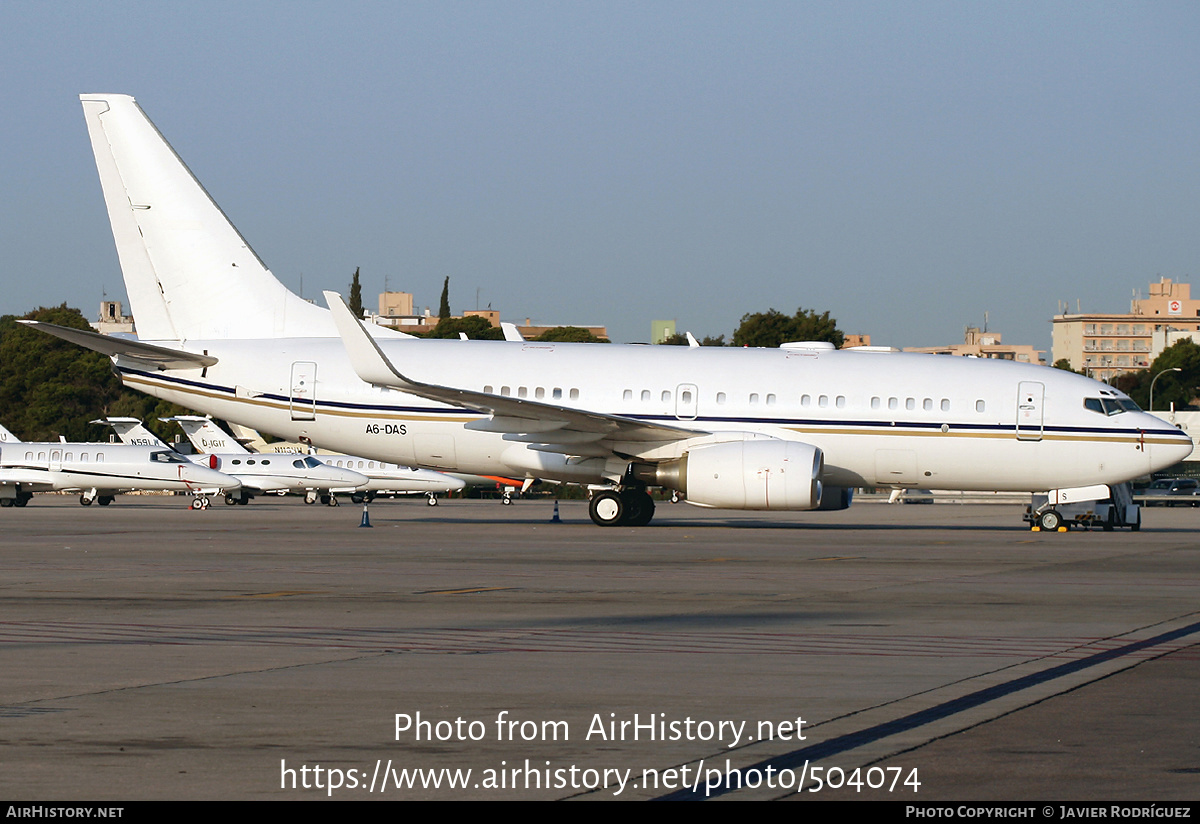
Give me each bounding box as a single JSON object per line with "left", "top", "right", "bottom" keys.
{"left": 162, "top": 416, "right": 464, "bottom": 505}
{"left": 95, "top": 417, "right": 369, "bottom": 506}
{"left": 24, "top": 94, "right": 1194, "bottom": 527}
{"left": 0, "top": 423, "right": 239, "bottom": 508}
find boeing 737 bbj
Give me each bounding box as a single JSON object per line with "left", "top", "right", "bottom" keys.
{"left": 24, "top": 94, "right": 1194, "bottom": 526}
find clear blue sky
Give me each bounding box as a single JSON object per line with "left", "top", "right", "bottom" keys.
{"left": 2, "top": 1, "right": 1198, "bottom": 350}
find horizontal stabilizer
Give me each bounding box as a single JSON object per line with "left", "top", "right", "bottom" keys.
{"left": 19, "top": 321, "right": 217, "bottom": 370}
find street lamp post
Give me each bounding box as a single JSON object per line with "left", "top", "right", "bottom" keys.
{"left": 1149, "top": 367, "right": 1183, "bottom": 412}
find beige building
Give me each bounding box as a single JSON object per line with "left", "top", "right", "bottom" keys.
{"left": 91, "top": 301, "right": 135, "bottom": 335}
{"left": 1052, "top": 278, "right": 1200, "bottom": 381}
{"left": 904, "top": 327, "right": 1044, "bottom": 364}
{"left": 369, "top": 291, "right": 606, "bottom": 339}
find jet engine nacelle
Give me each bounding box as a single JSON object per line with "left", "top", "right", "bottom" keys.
{"left": 664, "top": 440, "right": 824, "bottom": 510}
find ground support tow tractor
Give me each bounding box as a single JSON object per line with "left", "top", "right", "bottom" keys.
{"left": 1025, "top": 483, "right": 1140, "bottom": 532}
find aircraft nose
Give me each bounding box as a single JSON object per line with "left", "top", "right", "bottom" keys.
{"left": 338, "top": 468, "right": 370, "bottom": 488}
{"left": 194, "top": 465, "right": 240, "bottom": 490}
{"left": 1141, "top": 414, "right": 1194, "bottom": 472}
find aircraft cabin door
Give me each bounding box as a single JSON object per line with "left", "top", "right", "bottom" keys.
{"left": 1016, "top": 381, "right": 1044, "bottom": 441}
{"left": 675, "top": 384, "right": 698, "bottom": 421}
{"left": 290, "top": 361, "right": 317, "bottom": 421}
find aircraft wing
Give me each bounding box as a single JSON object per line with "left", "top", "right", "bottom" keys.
{"left": 18, "top": 321, "right": 218, "bottom": 371}
{"left": 0, "top": 469, "right": 54, "bottom": 490}
{"left": 325, "top": 292, "right": 705, "bottom": 448}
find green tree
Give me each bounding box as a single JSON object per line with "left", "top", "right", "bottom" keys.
{"left": 732, "top": 307, "right": 843, "bottom": 348}
{"left": 1127, "top": 340, "right": 1200, "bottom": 410}
{"left": 0, "top": 305, "right": 185, "bottom": 441}
{"left": 532, "top": 327, "right": 610, "bottom": 343}
{"left": 658, "top": 332, "right": 725, "bottom": 346}
{"left": 348, "top": 267, "right": 363, "bottom": 318}
{"left": 1053, "top": 359, "right": 1080, "bottom": 373}
{"left": 438, "top": 276, "right": 451, "bottom": 321}
{"left": 425, "top": 316, "right": 504, "bottom": 340}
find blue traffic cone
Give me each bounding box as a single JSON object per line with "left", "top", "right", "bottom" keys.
{"left": 550, "top": 501, "right": 561, "bottom": 523}
{"left": 359, "top": 503, "right": 372, "bottom": 528}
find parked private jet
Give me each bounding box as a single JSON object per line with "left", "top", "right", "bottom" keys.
{"left": 0, "top": 422, "right": 239, "bottom": 507}
{"left": 95, "top": 417, "right": 369, "bottom": 505}
{"left": 24, "top": 94, "right": 1194, "bottom": 526}
{"left": 162, "top": 416, "right": 464, "bottom": 505}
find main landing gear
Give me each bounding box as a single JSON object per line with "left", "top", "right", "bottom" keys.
{"left": 588, "top": 487, "right": 656, "bottom": 527}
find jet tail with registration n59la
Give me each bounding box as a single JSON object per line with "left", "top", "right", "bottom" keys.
{"left": 27, "top": 93, "right": 1193, "bottom": 526}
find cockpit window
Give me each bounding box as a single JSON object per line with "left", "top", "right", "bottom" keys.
{"left": 150, "top": 450, "right": 187, "bottom": 463}
{"left": 304, "top": 457, "right": 322, "bottom": 468}
{"left": 1084, "top": 397, "right": 1138, "bottom": 416}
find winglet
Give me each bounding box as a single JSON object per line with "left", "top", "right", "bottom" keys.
{"left": 325, "top": 291, "right": 417, "bottom": 390}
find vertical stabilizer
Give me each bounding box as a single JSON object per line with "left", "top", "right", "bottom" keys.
{"left": 165, "top": 416, "right": 250, "bottom": 454}
{"left": 79, "top": 94, "right": 339, "bottom": 340}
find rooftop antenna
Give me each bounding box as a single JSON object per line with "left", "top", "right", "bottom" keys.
{"left": 983, "top": 311, "right": 989, "bottom": 333}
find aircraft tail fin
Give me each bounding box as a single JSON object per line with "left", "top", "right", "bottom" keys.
{"left": 79, "top": 94, "right": 410, "bottom": 342}
{"left": 91, "top": 417, "right": 168, "bottom": 448}
{"left": 0, "top": 423, "right": 21, "bottom": 443}
{"left": 164, "top": 416, "right": 250, "bottom": 454}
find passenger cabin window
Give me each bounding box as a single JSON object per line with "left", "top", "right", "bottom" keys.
{"left": 766, "top": 393, "right": 776, "bottom": 406}
{"left": 941, "top": 399, "right": 950, "bottom": 412}
{"left": 836, "top": 396, "right": 845, "bottom": 408}
{"left": 975, "top": 400, "right": 986, "bottom": 413}
{"left": 802, "top": 394, "right": 812, "bottom": 407}
{"left": 750, "top": 393, "right": 759, "bottom": 405}
{"left": 641, "top": 390, "right": 651, "bottom": 402}
{"left": 570, "top": 389, "right": 579, "bottom": 400}
{"left": 871, "top": 397, "right": 880, "bottom": 410}
{"left": 623, "top": 389, "right": 633, "bottom": 401}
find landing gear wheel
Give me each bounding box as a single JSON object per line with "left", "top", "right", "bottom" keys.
{"left": 225, "top": 494, "right": 238, "bottom": 505}
{"left": 621, "top": 489, "right": 655, "bottom": 526}
{"left": 351, "top": 493, "right": 364, "bottom": 504}
{"left": 97, "top": 496, "right": 113, "bottom": 507}
{"left": 1038, "top": 509, "right": 1062, "bottom": 531}
{"left": 0, "top": 498, "right": 13, "bottom": 508}
{"left": 327, "top": 495, "right": 339, "bottom": 507}
{"left": 589, "top": 491, "right": 625, "bottom": 526}
{"left": 236, "top": 495, "right": 249, "bottom": 505}
{"left": 79, "top": 495, "right": 93, "bottom": 506}
{"left": 190, "top": 497, "right": 206, "bottom": 510}
{"left": 426, "top": 494, "right": 438, "bottom": 506}
{"left": 502, "top": 493, "right": 513, "bottom": 506}
{"left": 304, "top": 491, "right": 317, "bottom": 505}
{"left": 14, "top": 494, "right": 29, "bottom": 507}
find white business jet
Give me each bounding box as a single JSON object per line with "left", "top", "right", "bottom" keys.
{"left": 0, "top": 422, "right": 239, "bottom": 508}
{"left": 95, "top": 417, "right": 369, "bottom": 506}
{"left": 24, "top": 94, "right": 1194, "bottom": 527}
{"left": 162, "top": 416, "right": 464, "bottom": 505}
